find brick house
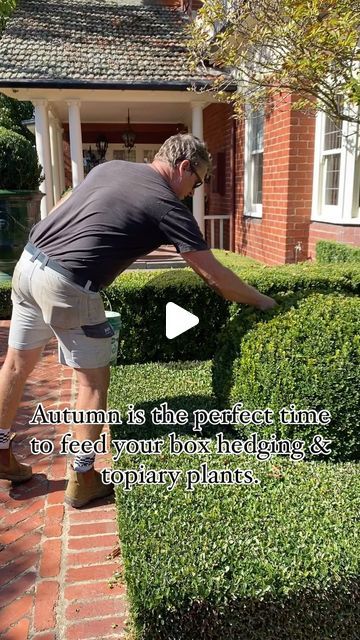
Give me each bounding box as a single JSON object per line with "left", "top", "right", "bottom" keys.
{"left": 0, "top": 0, "right": 359, "bottom": 263}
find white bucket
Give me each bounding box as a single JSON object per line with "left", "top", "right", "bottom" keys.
{"left": 105, "top": 310, "right": 121, "bottom": 365}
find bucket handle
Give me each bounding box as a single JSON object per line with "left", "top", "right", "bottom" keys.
{"left": 101, "top": 289, "right": 113, "bottom": 312}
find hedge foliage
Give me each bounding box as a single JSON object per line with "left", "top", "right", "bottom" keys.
{"left": 104, "top": 269, "right": 229, "bottom": 364}
{"left": 0, "top": 283, "right": 11, "bottom": 319}
{"left": 102, "top": 259, "right": 360, "bottom": 363}
{"left": 109, "top": 362, "right": 360, "bottom": 640}
{"left": 0, "top": 126, "right": 42, "bottom": 190}
{"left": 316, "top": 240, "right": 360, "bottom": 264}
{"left": 228, "top": 293, "right": 360, "bottom": 461}
{"left": 1, "top": 252, "right": 360, "bottom": 362}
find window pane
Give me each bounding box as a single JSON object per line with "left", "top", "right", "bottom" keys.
{"left": 143, "top": 149, "right": 158, "bottom": 163}
{"left": 324, "top": 114, "right": 342, "bottom": 151}
{"left": 251, "top": 111, "right": 264, "bottom": 152}
{"left": 325, "top": 154, "right": 340, "bottom": 205}
{"left": 252, "top": 152, "right": 263, "bottom": 204}
{"left": 113, "top": 149, "right": 136, "bottom": 162}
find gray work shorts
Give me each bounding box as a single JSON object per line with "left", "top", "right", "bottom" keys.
{"left": 8, "top": 249, "right": 113, "bottom": 369}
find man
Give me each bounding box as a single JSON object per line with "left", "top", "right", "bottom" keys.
{"left": 0, "top": 133, "right": 276, "bottom": 508}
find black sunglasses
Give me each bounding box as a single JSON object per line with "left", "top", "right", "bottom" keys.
{"left": 189, "top": 164, "right": 204, "bottom": 189}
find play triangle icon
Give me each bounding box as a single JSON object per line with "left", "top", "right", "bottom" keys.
{"left": 166, "top": 302, "right": 199, "bottom": 339}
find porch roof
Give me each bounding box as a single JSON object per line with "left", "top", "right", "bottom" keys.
{"left": 0, "top": 0, "right": 216, "bottom": 88}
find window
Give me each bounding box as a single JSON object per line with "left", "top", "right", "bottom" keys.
{"left": 323, "top": 114, "right": 342, "bottom": 206}
{"left": 113, "top": 149, "right": 136, "bottom": 162}
{"left": 244, "top": 109, "right": 264, "bottom": 217}
{"left": 312, "top": 108, "right": 360, "bottom": 223}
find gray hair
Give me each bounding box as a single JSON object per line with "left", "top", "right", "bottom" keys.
{"left": 155, "top": 133, "right": 211, "bottom": 172}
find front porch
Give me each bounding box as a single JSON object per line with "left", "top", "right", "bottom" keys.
{"left": 19, "top": 91, "right": 232, "bottom": 256}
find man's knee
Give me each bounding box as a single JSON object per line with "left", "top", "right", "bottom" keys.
{"left": 2, "top": 347, "right": 42, "bottom": 379}
{"left": 75, "top": 365, "right": 110, "bottom": 395}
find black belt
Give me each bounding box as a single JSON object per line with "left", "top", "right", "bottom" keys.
{"left": 24, "top": 242, "right": 100, "bottom": 292}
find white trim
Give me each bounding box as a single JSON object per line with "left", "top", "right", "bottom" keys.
{"left": 67, "top": 100, "right": 84, "bottom": 187}
{"left": 49, "top": 114, "right": 61, "bottom": 203}
{"left": 33, "top": 100, "right": 54, "bottom": 218}
{"left": 311, "top": 110, "right": 360, "bottom": 224}
{"left": 191, "top": 103, "right": 205, "bottom": 234}
{"left": 244, "top": 110, "right": 263, "bottom": 218}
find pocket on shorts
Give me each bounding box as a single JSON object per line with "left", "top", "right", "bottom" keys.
{"left": 43, "top": 296, "right": 81, "bottom": 329}
{"left": 81, "top": 321, "right": 114, "bottom": 338}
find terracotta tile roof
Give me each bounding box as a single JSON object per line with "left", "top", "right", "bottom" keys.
{"left": 0, "top": 0, "right": 213, "bottom": 87}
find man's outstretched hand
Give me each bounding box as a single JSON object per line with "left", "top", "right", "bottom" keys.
{"left": 256, "top": 294, "right": 278, "bottom": 311}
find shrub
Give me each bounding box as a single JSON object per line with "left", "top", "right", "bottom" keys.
{"left": 0, "top": 282, "right": 12, "bottom": 319}
{"left": 105, "top": 269, "right": 229, "bottom": 364}
{"left": 105, "top": 260, "right": 360, "bottom": 364}
{"left": 229, "top": 293, "right": 360, "bottom": 461}
{"left": 109, "top": 362, "right": 360, "bottom": 640}
{"left": 316, "top": 240, "right": 360, "bottom": 264}
{"left": 0, "top": 126, "right": 42, "bottom": 190}
{"left": 212, "top": 291, "right": 313, "bottom": 406}
{"left": 1, "top": 253, "right": 360, "bottom": 363}
{"left": 212, "top": 260, "right": 360, "bottom": 407}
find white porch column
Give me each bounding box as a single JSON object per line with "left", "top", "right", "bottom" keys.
{"left": 33, "top": 100, "right": 54, "bottom": 218}
{"left": 191, "top": 103, "right": 205, "bottom": 234}
{"left": 67, "top": 100, "right": 84, "bottom": 188}
{"left": 49, "top": 113, "right": 61, "bottom": 204}
{"left": 56, "top": 125, "right": 66, "bottom": 196}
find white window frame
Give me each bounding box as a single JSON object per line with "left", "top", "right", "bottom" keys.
{"left": 244, "top": 109, "right": 264, "bottom": 218}
{"left": 311, "top": 109, "right": 360, "bottom": 224}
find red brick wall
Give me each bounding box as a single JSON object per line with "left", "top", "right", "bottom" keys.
{"left": 63, "top": 140, "right": 72, "bottom": 190}
{"left": 234, "top": 94, "right": 315, "bottom": 264}
{"left": 308, "top": 223, "right": 360, "bottom": 259}
{"left": 203, "top": 103, "right": 234, "bottom": 249}
{"left": 285, "top": 106, "right": 315, "bottom": 262}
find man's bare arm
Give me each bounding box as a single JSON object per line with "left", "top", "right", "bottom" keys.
{"left": 181, "top": 250, "right": 277, "bottom": 310}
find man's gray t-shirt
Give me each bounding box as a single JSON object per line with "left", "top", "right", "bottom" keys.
{"left": 30, "top": 161, "right": 208, "bottom": 288}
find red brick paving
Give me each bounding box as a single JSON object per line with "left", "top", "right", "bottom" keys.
{"left": 0, "top": 321, "right": 128, "bottom": 639}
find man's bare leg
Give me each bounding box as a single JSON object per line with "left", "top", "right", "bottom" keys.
{"left": 73, "top": 364, "right": 110, "bottom": 443}
{"left": 64, "top": 364, "right": 113, "bottom": 507}
{"left": 0, "top": 346, "right": 43, "bottom": 468}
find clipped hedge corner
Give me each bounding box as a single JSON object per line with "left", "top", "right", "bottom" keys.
{"left": 229, "top": 293, "right": 360, "bottom": 461}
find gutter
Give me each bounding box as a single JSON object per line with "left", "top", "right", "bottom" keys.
{"left": 0, "top": 78, "right": 237, "bottom": 92}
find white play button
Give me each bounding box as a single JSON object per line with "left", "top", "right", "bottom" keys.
{"left": 166, "top": 302, "right": 199, "bottom": 339}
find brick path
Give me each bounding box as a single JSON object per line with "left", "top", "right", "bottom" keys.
{"left": 0, "top": 321, "right": 129, "bottom": 639}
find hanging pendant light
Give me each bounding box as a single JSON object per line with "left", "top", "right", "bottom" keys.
{"left": 122, "top": 109, "right": 136, "bottom": 150}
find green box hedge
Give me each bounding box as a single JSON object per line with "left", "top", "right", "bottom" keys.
{"left": 105, "top": 260, "right": 360, "bottom": 363}
{"left": 0, "top": 282, "right": 11, "bottom": 319}
{"left": 109, "top": 362, "right": 360, "bottom": 640}
{"left": 1, "top": 252, "right": 360, "bottom": 363}
{"left": 316, "top": 240, "right": 360, "bottom": 264}
{"left": 227, "top": 293, "right": 360, "bottom": 462}
{"left": 104, "top": 270, "right": 230, "bottom": 364}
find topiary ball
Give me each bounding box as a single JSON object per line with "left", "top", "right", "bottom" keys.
{"left": 0, "top": 126, "right": 42, "bottom": 191}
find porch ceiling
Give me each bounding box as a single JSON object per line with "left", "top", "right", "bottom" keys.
{"left": 50, "top": 99, "right": 192, "bottom": 125}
